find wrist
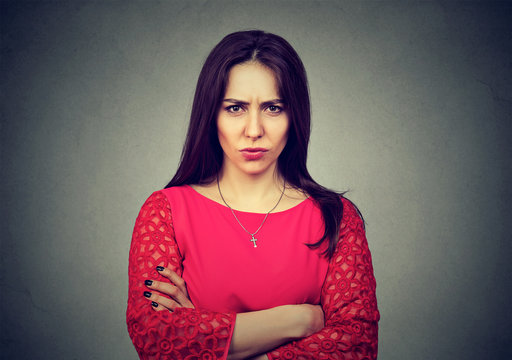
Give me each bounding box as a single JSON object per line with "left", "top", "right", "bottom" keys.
{"left": 289, "top": 304, "right": 324, "bottom": 338}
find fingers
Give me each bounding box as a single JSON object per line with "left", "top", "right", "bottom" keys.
{"left": 143, "top": 290, "right": 181, "bottom": 312}
{"left": 142, "top": 266, "right": 195, "bottom": 311}
{"left": 156, "top": 266, "right": 189, "bottom": 299}
{"left": 144, "top": 279, "right": 194, "bottom": 309}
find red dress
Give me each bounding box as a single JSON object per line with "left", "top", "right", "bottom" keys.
{"left": 126, "top": 186, "right": 380, "bottom": 359}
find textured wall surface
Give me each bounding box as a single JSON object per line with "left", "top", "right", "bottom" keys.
{"left": 1, "top": 1, "right": 511, "bottom": 359}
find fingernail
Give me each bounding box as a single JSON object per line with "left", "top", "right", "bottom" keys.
{"left": 143, "top": 291, "right": 152, "bottom": 298}
{"left": 156, "top": 266, "right": 164, "bottom": 271}
{"left": 145, "top": 280, "right": 153, "bottom": 286}
{"left": 151, "top": 301, "right": 158, "bottom": 307}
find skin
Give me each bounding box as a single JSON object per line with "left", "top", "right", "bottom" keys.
{"left": 143, "top": 62, "right": 325, "bottom": 359}
{"left": 217, "top": 61, "right": 289, "bottom": 180}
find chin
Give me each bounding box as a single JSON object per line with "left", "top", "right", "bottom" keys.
{"left": 238, "top": 163, "right": 273, "bottom": 176}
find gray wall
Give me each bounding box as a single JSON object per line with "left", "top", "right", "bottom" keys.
{"left": 1, "top": 1, "right": 510, "bottom": 359}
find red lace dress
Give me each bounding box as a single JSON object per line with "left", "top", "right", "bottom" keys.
{"left": 127, "top": 186, "right": 380, "bottom": 360}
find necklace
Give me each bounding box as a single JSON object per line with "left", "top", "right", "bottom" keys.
{"left": 217, "top": 177, "right": 286, "bottom": 248}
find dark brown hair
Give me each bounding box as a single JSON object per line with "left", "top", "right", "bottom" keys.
{"left": 166, "top": 30, "right": 345, "bottom": 258}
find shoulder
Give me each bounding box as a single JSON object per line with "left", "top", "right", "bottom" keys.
{"left": 340, "top": 196, "right": 365, "bottom": 233}
{"left": 137, "top": 186, "right": 192, "bottom": 214}
{"left": 135, "top": 190, "right": 173, "bottom": 223}
{"left": 134, "top": 186, "right": 198, "bottom": 230}
{"left": 160, "top": 185, "right": 192, "bottom": 197}
{"left": 340, "top": 197, "right": 360, "bottom": 218}
{"left": 139, "top": 189, "right": 169, "bottom": 209}
{"left": 148, "top": 185, "right": 196, "bottom": 204}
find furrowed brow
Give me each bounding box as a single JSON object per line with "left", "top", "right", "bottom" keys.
{"left": 223, "top": 98, "right": 250, "bottom": 105}
{"left": 261, "top": 99, "right": 285, "bottom": 107}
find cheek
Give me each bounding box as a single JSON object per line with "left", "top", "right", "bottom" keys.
{"left": 217, "top": 132, "right": 230, "bottom": 154}
{"left": 278, "top": 121, "right": 290, "bottom": 146}
{"left": 217, "top": 122, "right": 238, "bottom": 150}
{"left": 216, "top": 118, "right": 228, "bottom": 141}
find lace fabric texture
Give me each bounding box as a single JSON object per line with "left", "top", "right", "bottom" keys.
{"left": 126, "top": 191, "right": 379, "bottom": 359}
{"left": 127, "top": 191, "right": 236, "bottom": 360}
{"left": 267, "top": 198, "right": 380, "bottom": 360}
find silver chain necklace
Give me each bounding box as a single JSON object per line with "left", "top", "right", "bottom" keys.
{"left": 217, "top": 177, "right": 286, "bottom": 248}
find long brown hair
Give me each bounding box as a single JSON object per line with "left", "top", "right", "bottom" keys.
{"left": 166, "top": 30, "right": 346, "bottom": 258}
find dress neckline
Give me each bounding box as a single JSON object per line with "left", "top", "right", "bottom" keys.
{"left": 185, "top": 184, "right": 312, "bottom": 215}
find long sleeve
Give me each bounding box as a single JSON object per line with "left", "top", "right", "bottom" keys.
{"left": 267, "top": 198, "right": 380, "bottom": 360}
{"left": 126, "top": 191, "right": 236, "bottom": 360}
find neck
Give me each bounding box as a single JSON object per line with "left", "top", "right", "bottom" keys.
{"left": 217, "top": 165, "right": 285, "bottom": 212}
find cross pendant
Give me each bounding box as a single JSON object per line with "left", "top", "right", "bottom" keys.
{"left": 250, "top": 235, "right": 258, "bottom": 248}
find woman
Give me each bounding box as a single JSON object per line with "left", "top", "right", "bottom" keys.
{"left": 127, "top": 30, "right": 379, "bottom": 360}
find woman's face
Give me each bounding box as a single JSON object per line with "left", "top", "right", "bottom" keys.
{"left": 217, "top": 62, "right": 289, "bottom": 177}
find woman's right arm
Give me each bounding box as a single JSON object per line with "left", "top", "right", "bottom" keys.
{"left": 126, "top": 191, "right": 236, "bottom": 359}
{"left": 127, "top": 191, "right": 321, "bottom": 359}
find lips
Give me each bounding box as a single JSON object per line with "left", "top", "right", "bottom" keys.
{"left": 240, "top": 147, "right": 268, "bottom": 160}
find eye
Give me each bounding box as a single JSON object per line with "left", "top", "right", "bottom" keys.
{"left": 266, "top": 105, "right": 283, "bottom": 114}
{"left": 226, "top": 105, "right": 243, "bottom": 113}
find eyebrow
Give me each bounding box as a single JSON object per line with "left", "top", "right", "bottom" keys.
{"left": 222, "top": 98, "right": 285, "bottom": 106}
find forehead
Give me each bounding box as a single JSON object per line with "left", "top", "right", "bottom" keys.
{"left": 224, "top": 62, "right": 279, "bottom": 98}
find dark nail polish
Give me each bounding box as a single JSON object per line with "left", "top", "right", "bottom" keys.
{"left": 151, "top": 301, "right": 158, "bottom": 307}
{"left": 143, "top": 291, "right": 152, "bottom": 298}
{"left": 145, "top": 280, "right": 153, "bottom": 286}
{"left": 156, "top": 266, "right": 164, "bottom": 271}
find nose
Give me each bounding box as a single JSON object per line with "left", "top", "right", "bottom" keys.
{"left": 245, "top": 110, "right": 264, "bottom": 139}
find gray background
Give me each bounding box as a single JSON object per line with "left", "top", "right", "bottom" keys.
{"left": 1, "top": 1, "right": 511, "bottom": 359}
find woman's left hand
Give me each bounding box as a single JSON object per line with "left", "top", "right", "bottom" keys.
{"left": 143, "top": 266, "right": 195, "bottom": 312}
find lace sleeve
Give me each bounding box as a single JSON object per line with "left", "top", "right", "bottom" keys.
{"left": 126, "top": 191, "right": 236, "bottom": 360}
{"left": 268, "top": 198, "right": 380, "bottom": 360}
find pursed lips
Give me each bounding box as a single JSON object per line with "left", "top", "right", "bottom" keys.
{"left": 240, "top": 147, "right": 268, "bottom": 160}
{"left": 240, "top": 147, "right": 268, "bottom": 152}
